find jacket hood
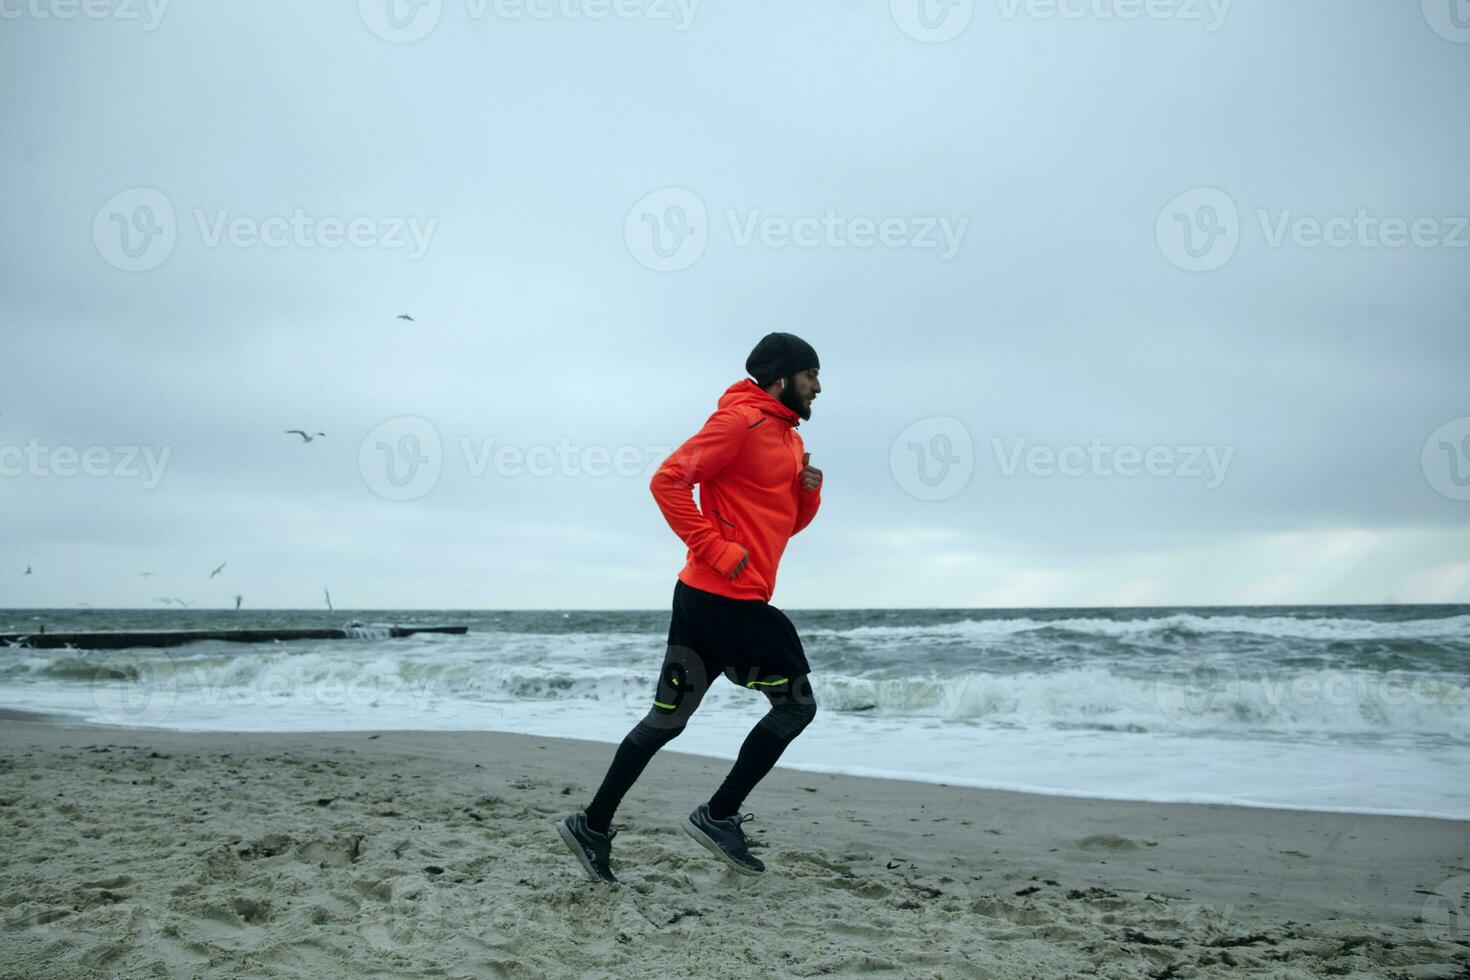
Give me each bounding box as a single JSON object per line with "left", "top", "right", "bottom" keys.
{"left": 717, "top": 378, "right": 800, "bottom": 427}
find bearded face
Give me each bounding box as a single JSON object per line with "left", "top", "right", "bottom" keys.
{"left": 776, "top": 369, "right": 819, "bottom": 421}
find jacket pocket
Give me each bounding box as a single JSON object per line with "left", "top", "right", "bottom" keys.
{"left": 711, "top": 507, "right": 738, "bottom": 540}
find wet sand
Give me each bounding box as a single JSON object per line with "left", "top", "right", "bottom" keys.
{"left": 1, "top": 712, "right": 1468, "bottom": 978}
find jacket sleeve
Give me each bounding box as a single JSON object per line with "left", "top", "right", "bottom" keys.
{"left": 649, "top": 408, "right": 750, "bottom": 577}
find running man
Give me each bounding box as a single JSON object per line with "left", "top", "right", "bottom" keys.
{"left": 557, "top": 333, "right": 824, "bottom": 882}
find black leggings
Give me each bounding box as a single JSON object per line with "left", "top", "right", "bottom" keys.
{"left": 584, "top": 649, "right": 816, "bottom": 833}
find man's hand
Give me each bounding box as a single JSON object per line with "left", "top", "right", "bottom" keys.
{"left": 799, "top": 452, "right": 823, "bottom": 491}
{"left": 728, "top": 546, "right": 749, "bottom": 579}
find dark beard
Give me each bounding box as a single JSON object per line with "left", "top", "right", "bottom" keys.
{"left": 776, "top": 378, "right": 811, "bottom": 421}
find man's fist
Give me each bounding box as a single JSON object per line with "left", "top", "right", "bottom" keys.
{"left": 800, "top": 452, "right": 822, "bottom": 491}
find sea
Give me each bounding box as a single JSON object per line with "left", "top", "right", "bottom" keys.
{"left": 2, "top": 605, "right": 1467, "bottom": 820}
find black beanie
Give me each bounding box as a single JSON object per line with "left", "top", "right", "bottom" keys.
{"left": 745, "top": 332, "right": 819, "bottom": 387}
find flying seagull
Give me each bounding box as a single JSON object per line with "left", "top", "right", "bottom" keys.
{"left": 234, "top": 594, "right": 243, "bottom": 611}
{"left": 209, "top": 562, "right": 227, "bottom": 579}
{"left": 155, "top": 597, "right": 193, "bottom": 607}
{"left": 323, "top": 587, "right": 333, "bottom": 612}
{"left": 396, "top": 313, "right": 415, "bottom": 322}
{"left": 23, "top": 566, "right": 31, "bottom": 575}
{"left": 285, "top": 430, "right": 325, "bottom": 442}
{"left": 138, "top": 571, "right": 158, "bottom": 578}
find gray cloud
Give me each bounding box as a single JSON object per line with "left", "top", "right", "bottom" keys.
{"left": 3, "top": 0, "right": 1467, "bottom": 608}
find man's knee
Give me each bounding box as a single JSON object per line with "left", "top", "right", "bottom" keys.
{"left": 762, "top": 696, "right": 816, "bottom": 739}
{"left": 629, "top": 714, "right": 685, "bottom": 749}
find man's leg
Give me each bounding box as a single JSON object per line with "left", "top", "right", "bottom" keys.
{"left": 707, "top": 673, "right": 817, "bottom": 821}
{"left": 584, "top": 643, "right": 712, "bottom": 834}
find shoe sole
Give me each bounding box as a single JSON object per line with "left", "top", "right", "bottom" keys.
{"left": 556, "top": 818, "right": 616, "bottom": 883}
{"left": 682, "top": 815, "right": 764, "bottom": 876}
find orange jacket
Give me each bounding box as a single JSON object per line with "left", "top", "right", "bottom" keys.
{"left": 650, "top": 379, "right": 821, "bottom": 601}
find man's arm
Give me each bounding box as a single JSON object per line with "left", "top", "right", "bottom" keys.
{"left": 793, "top": 451, "right": 822, "bottom": 535}
{"left": 649, "top": 408, "right": 750, "bottom": 577}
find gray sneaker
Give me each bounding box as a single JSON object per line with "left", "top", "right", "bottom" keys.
{"left": 683, "top": 804, "right": 765, "bottom": 875}
{"left": 556, "top": 811, "right": 619, "bottom": 883}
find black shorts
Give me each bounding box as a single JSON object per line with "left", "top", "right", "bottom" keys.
{"left": 665, "top": 578, "right": 811, "bottom": 689}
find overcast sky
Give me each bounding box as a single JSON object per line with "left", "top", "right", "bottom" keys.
{"left": 3, "top": 0, "right": 1468, "bottom": 609}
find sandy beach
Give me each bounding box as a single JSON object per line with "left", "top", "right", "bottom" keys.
{"left": 1, "top": 709, "right": 1467, "bottom": 979}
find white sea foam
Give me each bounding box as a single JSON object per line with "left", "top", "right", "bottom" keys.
{"left": 804, "top": 613, "right": 1470, "bottom": 643}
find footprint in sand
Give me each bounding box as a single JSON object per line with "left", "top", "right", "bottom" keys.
{"left": 1075, "top": 834, "right": 1158, "bottom": 852}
